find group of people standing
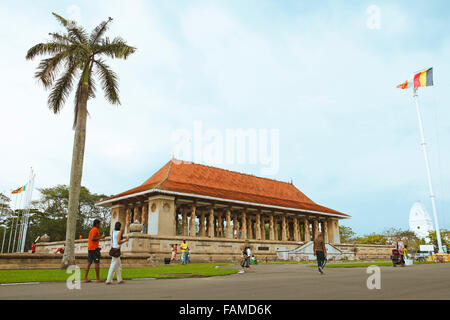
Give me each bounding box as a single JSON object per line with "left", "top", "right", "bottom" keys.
{"left": 171, "top": 240, "right": 190, "bottom": 265}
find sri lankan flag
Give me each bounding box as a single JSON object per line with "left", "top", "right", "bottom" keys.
{"left": 397, "top": 68, "right": 433, "bottom": 89}
{"left": 12, "top": 185, "right": 26, "bottom": 194}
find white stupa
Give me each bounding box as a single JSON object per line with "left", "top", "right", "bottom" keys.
{"left": 409, "top": 202, "right": 434, "bottom": 240}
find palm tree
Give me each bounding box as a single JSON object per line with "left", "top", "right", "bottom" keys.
{"left": 26, "top": 13, "right": 136, "bottom": 268}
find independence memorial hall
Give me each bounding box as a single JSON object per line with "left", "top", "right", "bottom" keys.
{"left": 91, "top": 159, "right": 349, "bottom": 262}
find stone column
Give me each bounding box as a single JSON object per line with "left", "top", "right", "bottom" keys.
{"left": 322, "top": 219, "right": 329, "bottom": 243}
{"left": 208, "top": 207, "right": 214, "bottom": 238}
{"left": 269, "top": 214, "right": 275, "bottom": 240}
{"left": 241, "top": 210, "right": 247, "bottom": 239}
{"left": 281, "top": 216, "right": 287, "bottom": 241}
{"left": 313, "top": 219, "right": 319, "bottom": 240}
{"left": 198, "top": 209, "right": 205, "bottom": 237}
{"left": 255, "top": 211, "right": 261, "bottom": 240}
{"left": 110, "top": 204, "right": 126, "bottom": 236}
{"left": 217, "top": 211, "right": 223, "bottom": 238}
{"left": 225, "top": 208, "right": 232, "bottom": 239}
{"left": 247, "top": 214, "right": 253, "bottom": 239}
{"left": 182, "top": 208, "right": 188, "bottom": 236}
{"left": 293, "top": 217, "right": 299, "bottom": 241}
{"left": 136, "top": 202, "right": 143, "bottom": 223}
{"left": 125, "top": 206, "right": 131, "bottom": 234}
{"left": 213, "top": 213, "right": 219, "bottom": 237}
{"left": 142, "top": 202, "right": 148, "bottom": 233}
{"left": 232, "top": 214, "right": 238, "bottom": 238}
{"left": 303, "top": 217, "right": 311, "bottom": 242}
{"left": 190, "top": 204, "right": 196, "bottom": 237}
{"left": 329, "top": 219, "right": 340, "bottom": 244}
{"left": 261, "top": 215, "right": 266, "bottom": 240}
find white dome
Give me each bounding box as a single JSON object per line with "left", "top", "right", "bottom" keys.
{"left": 409, "top": 202, "right": 434, "bottom": 239}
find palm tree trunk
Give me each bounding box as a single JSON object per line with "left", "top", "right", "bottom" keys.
{"left": 61, "top": 82, "right": 89, "bottom": 269}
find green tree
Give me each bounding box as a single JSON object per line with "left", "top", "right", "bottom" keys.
{"left": 26, "top": 13, "right": 136, "bottom": 268}
{"left": 353, "top": 232, "right": 387, "bottom": 245}
{"left": 26, "top": 185, "right": 111, "bottom": 251}
{"left": 428, "top": 230, "right": 449, "bottom": 251}
{"left": 339, "top": 225, "right": 356, "bottom": 243}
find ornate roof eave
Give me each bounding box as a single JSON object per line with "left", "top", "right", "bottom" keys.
{"left": 96, "top": 188, "right": 350, "bottom": 219}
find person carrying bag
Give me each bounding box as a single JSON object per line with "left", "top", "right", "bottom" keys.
{"left": 106, "top": 222, "right": 129, "bottom": 284}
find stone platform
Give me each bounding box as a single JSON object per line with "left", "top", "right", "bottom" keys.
{"left": 0, "top": 233, "right": 394, "bottom": 269}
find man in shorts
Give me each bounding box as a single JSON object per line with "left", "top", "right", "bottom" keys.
{"left": 83, "top": 219, "right": 106, "bottom": 283}
{"left": 313, "top": 232, "right": 327, "bottom": 274}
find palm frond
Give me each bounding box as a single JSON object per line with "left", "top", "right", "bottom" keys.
{"left": 52, "top": 12, "right": 88, "bottom": 44}
{"left": 34, "top": 51, "right": 69, "bottom": 88}
{"left": 47, "top": 62, "right": 78, "bottom": 114}
{"left": 48, "top": 32, "right": 75, "bottom": 45}
{"left": 26, "top": 42, "right": 68, "bottom": 60}
{"left": 94, "top": 59, "right": 120, "bottom": 105}
{"left": 89, "top": 17, "right": 113, "bottom": 45}
{"left": 94, "top": 37, "right": 136, "bottom": 60}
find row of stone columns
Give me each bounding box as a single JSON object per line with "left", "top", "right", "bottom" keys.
{"left": 176, "top": 205, "right": 337, "bottom": 243}
{"left": 123, "top": 202, "right": 149, "bottom": 234}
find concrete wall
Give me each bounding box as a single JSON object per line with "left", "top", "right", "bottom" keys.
{"left": 34, "top": 233, "right": 395, "bottom": 264}
{"left": 335, "top": 243, "right": 395, "bottom": 260}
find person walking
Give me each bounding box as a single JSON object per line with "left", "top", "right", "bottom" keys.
{"left": 180, "top": 240, "right": 188, "bottom": 265}
{"left": 171, "top": 244, "right": 178, "bottom": 263}
{"left": 313, "top": 232, "right": 327, "bottom": 274}
{"left": 240, "top": 246, "right": 253, "bottom": 272}
{"left": 83, "top": 219, "right": 106, "bottom": 283}
{"left": 106, "top": 222, "right": 129, "bottom": 285}
{"left": 246, "top": 246, "right": 254, "bottom": 272}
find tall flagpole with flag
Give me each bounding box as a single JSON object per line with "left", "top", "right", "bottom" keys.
{"left": 19, "top": 168, "right": 35, "bottom": 253}
{"left": 397, "top": 67, "right": 444, "bottom": 253}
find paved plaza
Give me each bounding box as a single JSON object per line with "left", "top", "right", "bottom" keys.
{"left": 0, "top": 263, "right": 449, "bottom": 300}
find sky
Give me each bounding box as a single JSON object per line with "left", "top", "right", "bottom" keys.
{"left": 1, "top": 0, "right": 449, "bottom": 235}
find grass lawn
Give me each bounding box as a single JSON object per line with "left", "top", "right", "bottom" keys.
{"left": 0, "top": 263, "right": 238, "bottom": 284}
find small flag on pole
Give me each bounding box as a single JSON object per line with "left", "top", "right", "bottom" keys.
{"left": 396, "top": 67, "right": 433, "bottom": 89}
{"left": 396, "top": 79, "right": 412, "bottom": 89}
{"left": 12, "top": 185, "right": 26, "bottom": 194}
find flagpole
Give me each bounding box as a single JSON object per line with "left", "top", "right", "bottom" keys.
{"left": 7, "top": 194, "right": 18, "bottom": 253}
{"left": 12, "top": 192, "right": 23, "bottom": 252}
{"left": 413, "top": 88, "right": 444, "bottom": 253}
{"left": 1, "top": 226, "right": 5, "bottom": 253}
{"left": 20, "top": 168, "right": 35, "bottom": 253}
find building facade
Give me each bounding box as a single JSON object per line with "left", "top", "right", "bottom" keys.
{"left": 97, "top": 159, "right": 349, "bottom": 250}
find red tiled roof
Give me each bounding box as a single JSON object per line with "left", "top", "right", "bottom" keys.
{"left": 99, "top": 159, "right": 349, "bottom": 218}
